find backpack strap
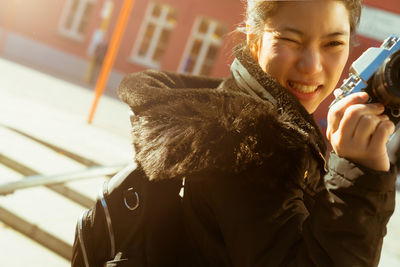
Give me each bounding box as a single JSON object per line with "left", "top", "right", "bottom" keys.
{"left": 99, "top": 181, "right": 116, "bottom": 258}
{"left": 73, "top": 164, "right": 144, "bottom": 267}
{"left": 99, "top": 163, "right": 141, "bottom": 259}
{"left": 76, "top": 210, "right": 91, "bottom": 267}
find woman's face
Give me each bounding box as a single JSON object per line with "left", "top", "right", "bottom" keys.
{"left": 249, "top": 1, "right": 351, "bottom": 113}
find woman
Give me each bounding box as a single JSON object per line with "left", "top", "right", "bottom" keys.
{"left": 118, "top": 0, "right": 396, "bottom": 266}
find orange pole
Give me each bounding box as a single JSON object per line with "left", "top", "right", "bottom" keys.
{"left": 87, "top": 0, "right": 135, "bottom": 123}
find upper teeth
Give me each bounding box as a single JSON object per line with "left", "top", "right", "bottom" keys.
{"left": 289, "top": 81, "right": 319, "bottom": 93}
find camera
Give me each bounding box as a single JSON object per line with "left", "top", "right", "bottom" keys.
{"left": 331, "top": 35, "right": 400, "bottom": 129}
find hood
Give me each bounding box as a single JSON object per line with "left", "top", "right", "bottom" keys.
{"left": 118, "top": 47, "right": 326, "bottom": 181}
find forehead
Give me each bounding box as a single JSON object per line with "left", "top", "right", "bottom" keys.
{"left": 265, "top": 1, "right": 350, "bottom": 36}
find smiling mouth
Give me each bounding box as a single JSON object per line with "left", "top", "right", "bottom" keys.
{"left": 288, "top": 81, "right": 320, "bottom": 94}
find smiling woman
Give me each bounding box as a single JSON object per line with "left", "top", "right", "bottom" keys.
{"left": 247, "top": 1, "right": 351, "bottom": 113}
{"left": 73, "top": 1, "right": 398, "bottom": 266}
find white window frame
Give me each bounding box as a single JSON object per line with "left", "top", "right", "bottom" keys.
{"left": 58, "top": 0, "right": 96, "bottom": 41}
{"left": 178, "top": 16, "right": 223, "bottom": 75}
{"left": 130, "top": 2, "right": 176, "bottom": 69}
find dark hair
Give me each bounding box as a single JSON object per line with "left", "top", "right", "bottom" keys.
{"left": 239, "top": 0, "right": 362, "bottom": 47}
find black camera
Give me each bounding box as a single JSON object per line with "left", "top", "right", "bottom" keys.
{"left": 331, "top": 35, "right": 400, "bottom": 129}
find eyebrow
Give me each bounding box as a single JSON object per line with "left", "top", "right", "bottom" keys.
{"left": 280, "top": 27, "right": 349, "bottom": 38}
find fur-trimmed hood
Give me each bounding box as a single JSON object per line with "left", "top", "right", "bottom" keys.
{"left": 118, "top": 46, "right": 326, "bottom": 181}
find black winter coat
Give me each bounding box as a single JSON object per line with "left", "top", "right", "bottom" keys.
{"left": 117, "top": 47, "right": 397, "bottom": 267}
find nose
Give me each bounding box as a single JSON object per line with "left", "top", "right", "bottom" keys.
{"left": 297, "top": 46, "right": 323, "bottom": 75}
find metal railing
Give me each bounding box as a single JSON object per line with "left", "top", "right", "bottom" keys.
{"left": 0, "top": 124, "right": 127, "bottom": 261}
{"left": 0, "top": 165, "right": 125, "bottom": 196}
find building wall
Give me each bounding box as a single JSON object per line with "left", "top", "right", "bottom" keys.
{"left": 0, "top": 0, "right": 399, "bottom": 129}
{"left": 0, "top": 0, "right": 100, "bottom": 59}
{"left": 114, "top": 0, "right": 242, "bottom": 77}
{"left": 0, "top": 0, "right": 118, "bottom": 87}
{"left": 0, "top": 0, "right": 243, "bottom": 87}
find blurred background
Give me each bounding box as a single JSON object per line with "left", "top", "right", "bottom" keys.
{"left": 0, "top": 0, "right": 399, "bottom": 266}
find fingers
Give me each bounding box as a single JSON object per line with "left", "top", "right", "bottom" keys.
{"left": 327, "top": 92, "right": 370, "bottom": 140}
{"left": 333, "top": 88, "right": 343, "bottom": 98}
{"left": 335, "top": 103, "right": 385, "bottom": 141}
{"left": 352, "top": 114, "right": 388, "bottom": 145}
{"left": 326, "top": 92, "right": 395, "bottom": 171}
{"left": 369, "top": 119, "right": 395, "bottom": 152}
{"left": 357, "top": 120, "right": 395, "bottom": 171}
{"left": 327, "top": 97, "right": 385, "bottom": 143}
{"left": 330, "top": 104, "right": 387, "bottom": 150}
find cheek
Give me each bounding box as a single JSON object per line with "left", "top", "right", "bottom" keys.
{"left": 326, "top": 52, "right": 349, "bottom": 85}
{"left": 275, "top": 46, "right": 297, "bottom": 63}
{"left": 260, "top": 46, "right": 296, "bottom": 78}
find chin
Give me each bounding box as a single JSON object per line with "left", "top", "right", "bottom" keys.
{"left": 302, "top": 104, "right": 317, "bottom": 114}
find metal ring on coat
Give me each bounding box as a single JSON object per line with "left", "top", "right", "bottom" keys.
{"left": 123, "top": 187, "right": 140, "bottom": 211}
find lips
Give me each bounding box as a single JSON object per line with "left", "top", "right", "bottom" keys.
{"left": 286, "top": 80, "right": 322, "bottom": 100}
{"left": 288, "top": 81, "right": 319, "bottom": 93}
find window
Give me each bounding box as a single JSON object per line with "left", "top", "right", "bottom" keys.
{"left": 179, "top": 17, "right": 225, "bottom": 76}
{"left": 131, "top": 2, "right": 177, "bottom": 68}
{"left": 59, "top": 0, "right": 96, "bottom": 41}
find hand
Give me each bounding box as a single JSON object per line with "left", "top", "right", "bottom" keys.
{"left": 326, "top": 92, "right": 395, "bottom": 171}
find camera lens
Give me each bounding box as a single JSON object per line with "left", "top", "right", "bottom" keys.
{"left": 372, "top": 50, "right": 400, "bottom": 105}
{"left": 391, "top": 54, "right": 400, "bottom": 88}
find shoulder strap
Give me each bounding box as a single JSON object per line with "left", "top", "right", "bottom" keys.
{"left": 100, "top": 163, "right": 145, "bottom": 256}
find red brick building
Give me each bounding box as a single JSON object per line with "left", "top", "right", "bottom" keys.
{"left": 0, "top": 0, "right": 243, "bottom": 91}
{"left": 0, "top": 0, "right": 399, "bottom": 129}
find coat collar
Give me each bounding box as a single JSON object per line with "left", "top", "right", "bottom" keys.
{"left": 117, "top": 46, "right": 327, "bottom": 181}
{"left": 226, "top": 45, "right": 327, "bottom": 155}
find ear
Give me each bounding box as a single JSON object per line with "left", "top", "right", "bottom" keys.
{"left": 246, "top": 24, "right": 259, "bottom": 61}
